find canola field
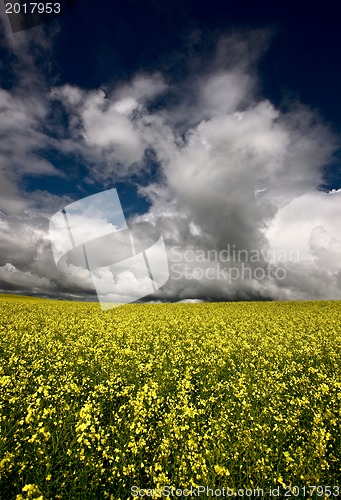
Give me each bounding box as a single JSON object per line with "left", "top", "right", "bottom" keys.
{"left": 0, "top": 296, "right": 341, "bottom": 499}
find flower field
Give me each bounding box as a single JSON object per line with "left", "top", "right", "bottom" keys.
{"left": 0, "top": 295, "right": 341, "bottom": 499}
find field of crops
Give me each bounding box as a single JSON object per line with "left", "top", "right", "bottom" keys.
{"left": 0, "top": 296, "right": 341, "bottom": 499}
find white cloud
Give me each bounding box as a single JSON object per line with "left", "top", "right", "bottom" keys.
{"left": 199, "top": 72, "right": 252, "bottom": 117}
{"left": 0, "top": 27, "right": 340, "bottom": 301}
{"left": 0, "top": 87, "right": 62, "bottom": 214}
{"left": 0, "top": 262, "right": 50, "bottom": 289}
{"left": 265, "top": 191, "right": 341, "bottom": 259}
{"left": 81, "top": 90, "right": 143, "bottom": 165}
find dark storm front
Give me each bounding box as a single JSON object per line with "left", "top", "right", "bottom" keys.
{"left": 3, "top": 0, "right": 79, "bottom": 32}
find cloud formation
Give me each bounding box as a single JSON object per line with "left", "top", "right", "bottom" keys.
{"left": 0, "top": 27, "right": 340, "bottom": 301}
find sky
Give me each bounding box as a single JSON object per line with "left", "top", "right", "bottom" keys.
{"left": 0, "top": 0, "right": 340, "bottom": 303}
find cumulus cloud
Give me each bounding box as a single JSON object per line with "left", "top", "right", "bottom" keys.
{"left": 49, "top": 73, "right": 168, "bottom": 181}
{"left": 0, "top": 262, "right": 50, "bottom": 290}
{"left": 0, "top": 212, "right": 96, "bottom": 300}
{"left": 0, "top": 20, "right": 64, "bottom": 216}
{"left": 0, "top": 26, "right": 340, "bottom": 301}
{"left": 0, "top": 86, "right": 65, "bottom": 214}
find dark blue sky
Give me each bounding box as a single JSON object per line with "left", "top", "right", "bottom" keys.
{"left": 55, "top": 1, "right": 341, "bottom": 123}
{"left": 2, "top": 0, "right": 341, "bottom": 204}
{"left": 41, "top": 0, "right": 341, "bottom": 195}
